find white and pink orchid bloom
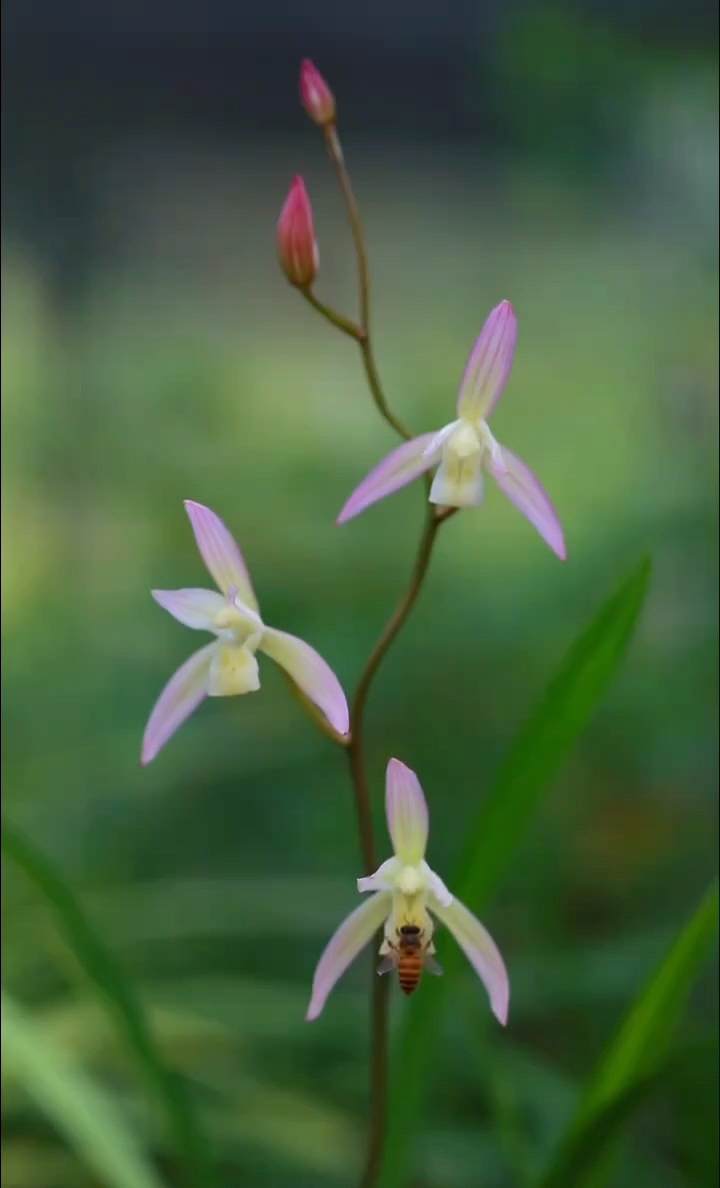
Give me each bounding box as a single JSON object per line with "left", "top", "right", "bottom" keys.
{"left": 141, "top": 502, "right": 349, "bottom": 764}
{"left": 337, "top": 301, "right": 566, "bottom": 560}
{"left": 306, "top": 758, "right": 509, "bottom": 1024}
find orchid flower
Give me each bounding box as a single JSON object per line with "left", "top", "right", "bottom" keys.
{"left": 141, "top": 501, "right": 349, "bottom": 764}
{"left": 337, "top": 301, "right": 566, "bottom": 559}
{"left": 306, "top": 758, "right": 509, "bottom": 1024}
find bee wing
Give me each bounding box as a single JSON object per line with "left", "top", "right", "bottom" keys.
{"left": 422, "top": 954, "right": 444, "bottom": 977}
{"left": 376, "top": 955, "right": 397, "bottom": 976}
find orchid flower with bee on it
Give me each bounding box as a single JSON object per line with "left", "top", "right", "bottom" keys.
{"left": 141, "top": 501, "right": 349, "bottom": 764}
{"left": 337, "top": 301, "right": 566, "bottom": 560}
{"left": 306, "top": 758, "right": 509, "bottom": 1024}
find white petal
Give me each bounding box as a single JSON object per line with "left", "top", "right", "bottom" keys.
{"left": 488, "top": 445, "right": 566, "bottom": 560}
{"left": 422, "top": 420, "right": 461, "bottom": 459}
{"left": 429, "top": 456, "right": 484, "bottom": 508}
{"left": 337, "top": 433, "right": 442, "bottom": 525}
{"left": 456, "top": 301, "right": 517, "bottom": 424}
{"left": 207, "top": 644, "right": 260, "bottom": 696}
{"left": 141, "top": 642, "right": 216, "bottom": 765}
{"left": 151, "top": 588, "right": 226, "bottom": 631}
{"left": 385, "top": 759, "right": 428, "bottom": 864}
{"left": 357, "top": 857, "right": 401, "bottom": 893}
{"left": 306, "top": 892, "right": 393, "bottom": 1021}
{"left": 184, "top": 501, "right": 259, "bottom": 609}
{"left": 260, "top": 627, "right": 349, "bottom": 736}
{"left": 422, "top": 864, "right": 454, "bottom": 908}
{"left": 429, "top": 894, "right": 509, "bottom": 1025}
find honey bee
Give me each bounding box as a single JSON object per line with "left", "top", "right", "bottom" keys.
{"left": 377, "top": 924, "right": 444, "bottom": 995}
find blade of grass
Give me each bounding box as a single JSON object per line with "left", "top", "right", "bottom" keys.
{"left": 378, "top": 556, "right": 653, "bottom": 1188}
{"left": 2, "top": 990, "right": 167, "bottom": 1188}
{"left": 537, "top": 881, "right": 719, "bottom": 1188}
{"left": 2, "top": 822, "right": 218, "bottom": 1188}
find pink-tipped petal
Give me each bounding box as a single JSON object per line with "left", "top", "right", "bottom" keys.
{"left": 337, "top": 434, "right": 441, "bottom": 525}
{"left": 184, "top": 502, "right": 258, "bottom": 609}
{"left": 457, "top": 301, "right": 517, "bottom": 424}
{"left": 429, "top": 895, "right": 509, "bottom": 1025}
{"left": 141, "top": 642, "right": 216, "bottom": 765}
{"left": 151, "top": 588, "right": 226, "bottom": 631}
{"left": 260, "top": 627, "right": 349, "bottom": 736}
{"left": 488, "top": 445, "right": 566, "bottom": 560}
{"left": 385, "top": 758, "right": 429, "bottom": 865}
{"left": 306, "top": 892, "right": 392, "bottom": 1021}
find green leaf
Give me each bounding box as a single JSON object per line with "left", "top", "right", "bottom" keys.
{"left": 2, "top": 991, "right": 166, "bottom": 1188}
{"left": 378, "top": 556, "right": 653, "bottom": 1188}
{"left": 1, "top": 823, "right": 217, "bottom": 1188}
{"left": 537, "top": 881, "right": 719, "bottom": 1188}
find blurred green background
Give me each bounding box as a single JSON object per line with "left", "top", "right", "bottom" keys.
{"left": 2, "top": 2, "right": 718, "bottom": 1185}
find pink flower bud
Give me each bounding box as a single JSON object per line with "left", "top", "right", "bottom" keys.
{"left": 277, "top": 176, "right": 319, "bottom": 289}
{"left": 299, "top": 59, "right": 336, "bottom": 127}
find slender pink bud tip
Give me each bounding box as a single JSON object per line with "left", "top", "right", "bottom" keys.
{"left": 299, "top": 59, "right": 336, "bottom": 127}
{"left": 277, "top": 176, "right": 319, "bottom": 289}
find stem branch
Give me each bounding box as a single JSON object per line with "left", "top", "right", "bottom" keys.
{"left": 301, "top": 289, "right": 363, "bottom": 340}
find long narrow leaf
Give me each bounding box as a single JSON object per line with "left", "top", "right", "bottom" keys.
{"left": 2, "top": 991, "right": 166, "bottom": 1188}
{"left": 538, "top": 881, "right": 719, "bottom": 1188}
{"left": 2, "top": 822, "right": 217, "bottom": 1188}
{"left": 378, "top": 556, "right": 653, "bottom": 1188}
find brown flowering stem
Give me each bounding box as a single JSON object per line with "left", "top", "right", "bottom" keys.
{"left": 358, "top": 334, "right": 412, "bottom": 443}
{"left": 347, "top": 503, "right": 457, "bottom": 1188}
{"left": 324, "top": 126, "right": 370, "bottom": 329}
{"left": 361, "top": 973, "right": 391, "bottom": 1188}
{"left": 323, "top": 125, "right": 413, "bottom": 443}
{"left": 349, "top": 504, "right": 458, "bottom": 813}
{"left": 300, "top": 114, "right": 456, "bottom": 1187}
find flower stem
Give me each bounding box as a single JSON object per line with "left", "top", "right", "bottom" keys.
{"left": 324, "top": 125, "right": 413, "bottom": 443}
{"left": 347, "top": 503, "right": 457, "bottom": 1188}
{"left": 303, "top": 120, "right": 457, "bottom": 1188}
{"left": 360, "top": 974, "right": 391, "bottom": 1188}
{"left": 349, "top": 505, "right": 455, "bottom": 790}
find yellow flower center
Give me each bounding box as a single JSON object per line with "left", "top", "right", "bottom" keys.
{"left": 213, "top": 601, "right": 263, "bottom": 651}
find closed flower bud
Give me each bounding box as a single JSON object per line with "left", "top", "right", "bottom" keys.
{"left": 299, "top": 59, "right": 336, "bottom": 127}
{"left": 277, "top": 176, "right": 319, "bottom": 289}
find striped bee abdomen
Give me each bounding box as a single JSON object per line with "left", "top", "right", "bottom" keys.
{"left": 397, "top": 951, "right": 423, "bottom": 995}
